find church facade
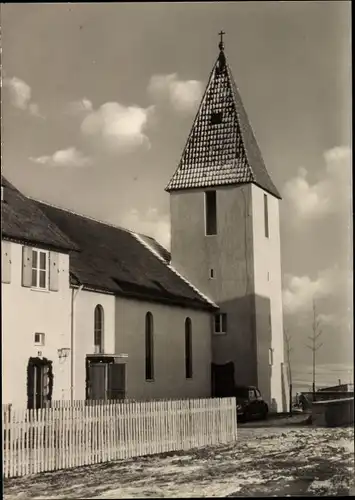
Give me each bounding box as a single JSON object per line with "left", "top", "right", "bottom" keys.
{"left": 1, "top": 39, "right": 288, "bottom": 411}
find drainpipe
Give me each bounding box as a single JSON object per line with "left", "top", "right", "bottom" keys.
{"left": 70, "top": 284, "right": 84, "bottom": 403}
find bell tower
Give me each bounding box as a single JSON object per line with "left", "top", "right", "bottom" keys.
{"left": 166, "top": 33, "right": 287, "bottom": 411}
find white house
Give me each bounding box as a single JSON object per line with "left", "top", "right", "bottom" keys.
{"left": 1, "top": 178, "right": 215, "bottom": 409}
{"left": 1, "top": 39, "right": 288, "bottom": 411}
{"left": 1, "top": 180, "right": 77, "bottom": 408}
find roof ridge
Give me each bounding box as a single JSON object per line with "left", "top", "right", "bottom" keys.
{"left": 227, "top": 62, "right": 281, "bottom": 198}
{"left": 31, "top": 196, "right": 156, "bottom": 240}
{"left": 133, "top": 232, "right": 218, "bottom": 309}
{"left": 226, "top": 63, "right": 256, "bottom": 183}
{"left": 3, "top": 186, "right": 78, "bottom": 251}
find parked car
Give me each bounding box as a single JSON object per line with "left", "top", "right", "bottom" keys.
{"left": 235, "top": 385, "right": 268, "bottom": 422}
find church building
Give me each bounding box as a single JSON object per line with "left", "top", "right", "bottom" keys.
{"left": 1, "top": 36, "right": 288, "bottom": 411}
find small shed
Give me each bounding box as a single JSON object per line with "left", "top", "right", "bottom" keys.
{"left": 312, "top": 397, "right": 354, "bottom": 427}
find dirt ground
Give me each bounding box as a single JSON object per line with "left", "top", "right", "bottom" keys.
{"left": 3, "top": 424, "right": 354, "bottom": 498}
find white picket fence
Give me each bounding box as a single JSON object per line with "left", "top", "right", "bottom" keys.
{"left": 2, "top": 397, "right": 237, "bottom": 478}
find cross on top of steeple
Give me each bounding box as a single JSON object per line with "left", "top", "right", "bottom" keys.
{"left": 218, "top": 30, "right": 225, "bottom": 51}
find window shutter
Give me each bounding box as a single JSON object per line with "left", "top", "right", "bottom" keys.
{"left": 22, "top": 246, "right": 32, "bottom": 287}
{"left": 1, "top": 241, "right": 12, "bottom": 284}
{"left": 49, "top": 252, "right": 59, "bottom": 292}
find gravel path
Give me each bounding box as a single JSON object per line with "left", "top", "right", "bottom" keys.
{"left": 3, "top": 426, "right": 354, "bottom": 498}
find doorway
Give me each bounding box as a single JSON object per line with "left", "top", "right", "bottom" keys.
{"left": 27, "top": 357, "right": 52, "bottom": 409}
{"left": 86, "top": 357, "right": 126, "bottom": 401}
{"left": 211, "top": 361, "right": 236, "bottom": 397}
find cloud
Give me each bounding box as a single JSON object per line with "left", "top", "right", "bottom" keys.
{"left": 292, "top": 362, "right": 353, "bottom": 390}
{"left": 120, "top": 208, "right": 170, "bottom": 250}
{"left": 81, "top": 102, "right": 154, "bottom": 152}
{"left": 148, "top": 73, "right": 203, "bottom": 113}
{"left": 316, "top": 313, "right": 337, "bottom": 326}
{"left": 282, "top": 267, "right": 343, "bottom": 315}
{"left": 30, "top": 147, "right": 92, "bottom": 167}
{"left": 3, "top": 76, "right": 44, "bottom": 118}
{"left": 283, "top": 146, "right": 351, "bottom": 220}
{"left": 66, "top": 98, "right": 93, "bottom": 115}
{"left": 28, "top": 103, "right": 43, "bottom": 118}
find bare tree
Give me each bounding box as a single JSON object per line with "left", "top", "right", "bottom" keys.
{"left": 306, "top": 299, "right": 323, "bottom": 400}
{"left": 284, "top": 328, "right": 293, "bottom": 414}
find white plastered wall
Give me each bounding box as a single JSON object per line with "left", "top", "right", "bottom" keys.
{"left": 251, "top": 185, "right": 286, "bottom": 411}
{"left": 1, "top": 240, "right": 71, "bottom": 408}
{"left": 115, "top": 297, "right": 212, "bottom": 400}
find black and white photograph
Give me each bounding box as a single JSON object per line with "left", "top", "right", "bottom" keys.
{"left": 1, "top": 1, "right": 353, "bottom": 498}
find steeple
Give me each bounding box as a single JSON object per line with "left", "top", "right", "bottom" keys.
{"left": 166, "top": 34, "right": 281, "bottom": 199}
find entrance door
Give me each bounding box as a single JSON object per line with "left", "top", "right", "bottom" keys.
{"left": 87, "top": 361, "right": 126, "bottom": 401}
{"left": 211, "top": 362, "right": 235, "bottom": 397}
{"left": 108, "top": 363, "right": 126, "bottom": 400}
{"left": 27, "top": 359, "right": 51, "bottom": 409}
{"left": 89, "top": 363, "right": 107, "bottom": 400}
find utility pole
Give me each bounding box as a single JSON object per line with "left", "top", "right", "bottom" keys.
{"left": 306, "top": 299, "right": 323, "bottom": 401}
{"left": 284, "top": 329, "right": 293, "bottom": 414}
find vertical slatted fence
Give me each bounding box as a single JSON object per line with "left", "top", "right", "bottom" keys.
{"left": 3, "top": 397, "right": 237, "bottom": 478}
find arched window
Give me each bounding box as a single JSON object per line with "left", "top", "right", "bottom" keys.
{"left": 145, "top": 312, "right": 154, "bottom": 380}
{"left": 94, "top": 305, "right": 104, "bottom": 354}
{"left": 185, "top": 317, "right": 193, "bottom": 379}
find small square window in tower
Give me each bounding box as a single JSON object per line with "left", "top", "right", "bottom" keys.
{"left": 210, "top": 111, "right": 223, "bottom": 125}
{"left": 205, "top": 190, "right": 217, "bottom": 235}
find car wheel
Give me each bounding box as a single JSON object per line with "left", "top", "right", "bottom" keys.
{"left": 260, "top": 406, "right": 268, "bottom": 420}
{"left": 243, "top": 410, "right": 251, "bottom": 422}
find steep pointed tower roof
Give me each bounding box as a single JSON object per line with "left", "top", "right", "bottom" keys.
{"left": 166, "top": 33, "right": 281, "bottom": 199}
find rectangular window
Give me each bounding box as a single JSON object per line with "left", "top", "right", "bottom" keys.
{"left": 205, "top": 190, "right": 217, "bottom": 235}
{"left": 222, "top": 313, "right": 227, "bottom": 333}
{"left": 34, "top": 332, "right": 45, "bottom": 346}
{"left": 31, "top": 249, "right": 49, "bottom": 289}
{"left": 248, "top": 389, "right": 256, "bottom": 401}
{"left": 264, "top": 193, "right": 269, "bottom": 238}
{"left": 269, "top": 348, "right": 274, "bottom": 366}
{"left": 210, "top": 269, "right": 214, "bottom": 279}
{"left": 214, "top": 313, "right": 227, "bottom": 334}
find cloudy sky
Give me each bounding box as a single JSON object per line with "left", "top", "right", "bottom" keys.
{"left": 1, "top": 2, "right": 352, "bottom": 390}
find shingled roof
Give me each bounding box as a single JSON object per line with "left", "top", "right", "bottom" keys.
{"left": 35, "top": 201, "right": 216, "bottom": 311}
{"left": 1, "top": 176, "right": 78, "bottom": 252}
{"left": 166, "top": 45, "right": 281, "bottom": 199}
